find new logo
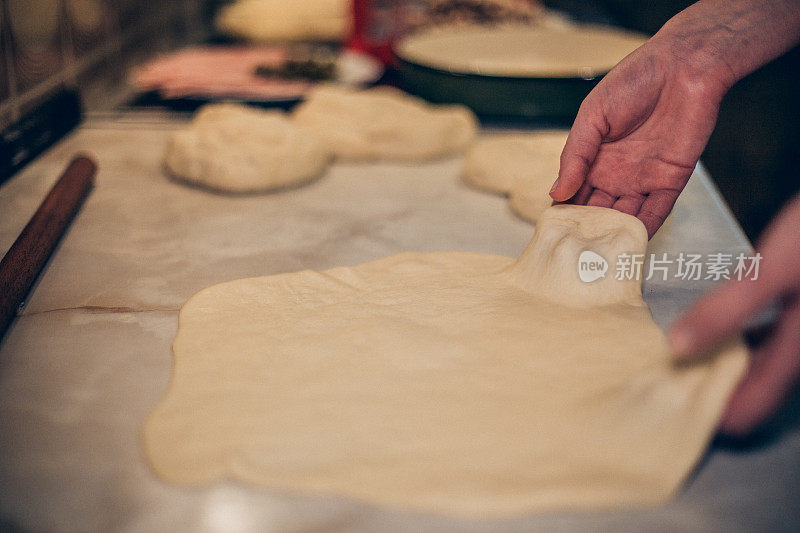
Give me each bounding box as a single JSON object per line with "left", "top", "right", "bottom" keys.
{"left": 578, "top": 250, "right": 608, "bottom": 283}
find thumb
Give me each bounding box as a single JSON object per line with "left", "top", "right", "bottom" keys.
{"left": 550, "top": 103, "right": 604, "bottom": 202}
{"left": 669, "top": 194, "right": 800, "bottom": 359}
{"left": 668, "top": 274, "right": 777, "bottom": 360}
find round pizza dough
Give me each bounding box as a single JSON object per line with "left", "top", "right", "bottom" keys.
{"left": 291, "top": 86, "right": 479, "bottom": 161}
{"left": 396, "top": 24, "right": 648, "bottom": 79}
{"left": 163, "top": 104, "right": 330, "bottom": 193}
{"left": 144, "top": 205, "right": 746, "bottom": 517}
{"left": 463, "top": 131, "right": 568, "bottom": 222}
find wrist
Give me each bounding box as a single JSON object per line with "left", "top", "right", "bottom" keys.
{"left": 651, "top": 0, "right": 800, "bottom": 97}
{"left": 650, "top": 21, "right": 737, "bottom": 102}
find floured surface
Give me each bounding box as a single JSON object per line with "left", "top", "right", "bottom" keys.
{"left": 5, "top": 120, "right": 795, "bottom": 533}
{"left": 463, "top": 131, "right": 568, "bottom": 222}
{"left": 144, "top": 206, "right": 746, "bottom": 517}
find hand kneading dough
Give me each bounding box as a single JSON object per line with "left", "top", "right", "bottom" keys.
{"left": 164, "top": 104, "right": 330, "bottom": 193}
{"left": 144, "top": 205, "right": 746, "bottom": 517}
{"left": 291, "top": 86, "right": 478, "bottom": 161}
{"left": 463, "top": 131, "right": 568, "bottom": 222}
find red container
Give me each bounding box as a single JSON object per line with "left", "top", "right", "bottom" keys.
{"left": 348, "top": 0, "right": 405, "bottom": 66}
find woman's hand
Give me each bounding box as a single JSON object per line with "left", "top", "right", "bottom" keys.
{"left": 551, "top": 0, "right": 800, "bottom": 239}
{"left": 670, "top": 194, "right": 800, "bottom": 436}
{"left": 550, "top": 36, "right": 728, "bottom": 238}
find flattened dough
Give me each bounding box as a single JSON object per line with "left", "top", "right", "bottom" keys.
{"left": 164, "top": 104, "right": 330, "bottom": 193}
{"left": 463, "top": 131, "right": 568, "bottom": 222}
{"left": 396, "top": 24, "right": 648, "bottom": 78}
{"left": 144, "top": 205, "right": 746, "bottom": 517}
{"left": 291, "top": 86, "right": 478, "bottom": 161}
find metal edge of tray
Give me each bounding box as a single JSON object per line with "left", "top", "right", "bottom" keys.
{"left": 397, "top": 58, "right": 603, "bottom": 119}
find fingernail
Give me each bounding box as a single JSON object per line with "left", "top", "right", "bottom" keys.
{"left": 668, "top": 327, "right": 694, "bottom": 359}
{"left": 549, "top": 177, "right": 560, "bottom": 195}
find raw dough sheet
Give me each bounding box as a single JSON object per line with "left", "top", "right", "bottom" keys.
{"left": 145, "top": 206, "right": 746, "bottom": 517}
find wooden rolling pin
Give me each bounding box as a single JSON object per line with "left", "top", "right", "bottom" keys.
{"left": 0, "top": 155, "right": 97, "bottom": 340}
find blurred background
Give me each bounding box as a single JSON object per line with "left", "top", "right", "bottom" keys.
{"left": 0, "top": 0, "right": 797, "bottom": 241}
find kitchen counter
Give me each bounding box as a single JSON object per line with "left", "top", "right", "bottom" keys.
{"left": 1, "top": 112, "right": 798, "bottom": 532}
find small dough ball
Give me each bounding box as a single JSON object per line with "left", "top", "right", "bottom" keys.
{"left": 216, "top": 0, "right": 349, "bottom": 42}
{"left": 292, "top": 86, "right": 478, "bottom": 161}
{"left": 463, "top": 131, "right": 567, "bottom": 222}
{"left": 164, "top": 104, "right": 330, "bottom": 193}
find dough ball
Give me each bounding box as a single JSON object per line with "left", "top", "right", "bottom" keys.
{"left": 291, "top": 86, "right": 479, "bottom": 161}
{"left": 215, "top": 0, "right": 350, "bottom": 42}
{"left": 164, "top": 104, "right": 330, "bottom": 193}
{"left": 463, "top": 131, "right": 567, "bottom": 222}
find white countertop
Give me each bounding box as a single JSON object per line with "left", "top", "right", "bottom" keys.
{"left": 0, "top": 113, "right": 797, "bottom": 532}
